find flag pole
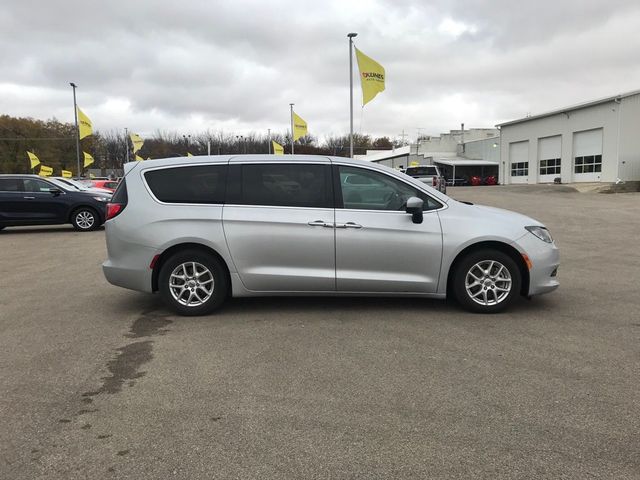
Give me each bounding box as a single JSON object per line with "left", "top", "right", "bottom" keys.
{"left": 70, "top": 82, "right": 81, "bottom": 177}
{"left": 348, "top": 33, "right": 358, "bottom": 158}
{"left": 124, "top": 127, "right": 129, "bottom": 165}
{"left": 289, "top": 103, "right": 294, "bottom": 154}
{"left": 267, "top": 128, "right": 271, "bottom": 154}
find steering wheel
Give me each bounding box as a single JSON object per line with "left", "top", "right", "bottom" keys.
{"left": 384, "top": 191, "right": 405, "bottom": 210}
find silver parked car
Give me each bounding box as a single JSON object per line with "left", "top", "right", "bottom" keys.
{"left": 103, "top": 155, "right": 559, "bottom": 315}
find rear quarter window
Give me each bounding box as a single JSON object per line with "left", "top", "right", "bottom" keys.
{"left": 144, "top": 165, "right": 227, "bottom": 204}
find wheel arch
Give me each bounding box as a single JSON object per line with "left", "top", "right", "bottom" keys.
{"left": 151, "top": 242, "right": 232, "bottom": 296}
{"left": 446, "top": 241, "right": 530, "bottom": 298}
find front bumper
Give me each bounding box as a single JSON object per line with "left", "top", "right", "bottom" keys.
{"left": 513, "top": 232, "right": 560, "bottom": 296}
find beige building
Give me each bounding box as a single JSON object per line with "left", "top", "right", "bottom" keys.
{"left": 497, "top": 90, "right": 640, "bottom": 184}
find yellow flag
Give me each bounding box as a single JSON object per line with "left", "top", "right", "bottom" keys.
{"left": 135, "top": 154, "right": 143, "bottom": 161}
{"left": 355, "top": 47, "right": 385, "bottom": 106}
{"left": 293, "top": 112, "right": 307, "bottom": 141}
{"left": 61, "top": 170, "right": 73, "bottom": 178}
{"left": 187, "top": 152, "right": 193, "bottom": 157}
{"left": 272, "top": 141, "right": 284, "bottom": 155}
{"left": 83, "top": 151, "right": 94, "bottom": 168}
{"left": 77, "top": 107, "right": 93, "bottom": 139}
{"left": 39, "top": 165, "right": 53, "bottom": 177}
{"left": 27, "top": 151, "right": 41, "bottom": 169}
{"left": 130, "top": 133, "right": 144, "bottom": 153}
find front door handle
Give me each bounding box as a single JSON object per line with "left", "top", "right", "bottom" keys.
{"left": 23, "top": 196, "right": 35, "bottom": 199}
{"left": 308, "top": 220, "right": 333, "bottom": 228}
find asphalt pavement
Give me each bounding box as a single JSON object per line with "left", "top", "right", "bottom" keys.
{"left": 0, "top": 186, "right": 639, "bottom": 479}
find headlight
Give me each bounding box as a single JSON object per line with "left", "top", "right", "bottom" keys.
{"left": 525, "top": 226, "right": 553, "bottom": 243}
{"left": 92, "top": 196, "right": 110, "bottom": 202}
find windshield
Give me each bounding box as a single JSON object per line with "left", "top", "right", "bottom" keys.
{"left": 54, "top": 177, "right": 87, "bottom": 190}
{"left": 47, "top": 178, "right": 75, "bottom": 191}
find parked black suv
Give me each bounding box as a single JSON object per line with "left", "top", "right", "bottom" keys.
{"left": 0, "top": 175, "right": 111, "bottom": 232}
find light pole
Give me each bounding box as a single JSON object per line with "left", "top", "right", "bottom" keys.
{"left": 267, "top": 128, "right": 271, "bottom": 154}
{"left": 183, "top": 134, "right": 191, "bottom": 156}
{"left": 70, "top": 82, "right": 81, "bottom": 177}
{"left": 348, "top": 32, "right": 358, "bottom": 158}
{"left": 289, "top": 103, "right": 295, "bottom": 154}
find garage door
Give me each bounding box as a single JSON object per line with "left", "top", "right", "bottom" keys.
{"left": 538, "top": 135, "right": 562, "bottom": 183}
{"left": 509, "top": 141, "right": 529, "bottom": 184}
{"left": 573, "top": 129, "right": 602, "bottom": 182}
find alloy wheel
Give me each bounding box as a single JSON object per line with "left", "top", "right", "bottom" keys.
{"left": 75, "top": 210, "right": 95, "bottom": 230}
{"left": 168, "top": 261, "right": 215, "bottom": 307}
{"left": 465, "top": 260, "right": 512, "bottom": 306}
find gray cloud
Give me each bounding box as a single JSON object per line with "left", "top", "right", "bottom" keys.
{"left": 1, "top": 0, "right": 639, "bottom": 142}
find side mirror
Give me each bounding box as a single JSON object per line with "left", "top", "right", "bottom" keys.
{"left": 405, "top": 196, "right": 423, "bottom": 224}
{"left": 49, "top": 188, "right": 63, "bottom": 195}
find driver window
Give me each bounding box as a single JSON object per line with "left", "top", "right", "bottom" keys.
{"left": 339, "top": 166, "right": 424, "bottom": 211}
{"left": 24, "top": 178, "right": 54, "bottom": 193}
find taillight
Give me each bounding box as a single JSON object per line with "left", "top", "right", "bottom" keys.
{"left": 106, "top": 203, "right": 124, "bottom": 220}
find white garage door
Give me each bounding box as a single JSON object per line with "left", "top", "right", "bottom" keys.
{"left": 538, "top": 135, "right": 562, "bottom": 183}
{"left": 509, "top": 141, "right": 529, "bottom": 184}
{"left": 573, "top": 129, "right": 603, "bottom": 182}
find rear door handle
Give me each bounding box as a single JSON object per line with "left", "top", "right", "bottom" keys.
{"left": 335, "top": 222, "right": 363, "bottom": 229}
{"left": 307, "top": 220, "right": 333, "bottom": 228}
{"left": 23, "top": 196, "right": 35, "bottom": 199}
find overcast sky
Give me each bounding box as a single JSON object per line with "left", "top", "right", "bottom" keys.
{"left": 1, "top": 0, "right": 639, "bottom": 142}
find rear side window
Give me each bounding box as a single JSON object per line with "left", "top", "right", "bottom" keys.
{"left": 0, "top": 178, "right": 22, "bottom": 192}
{"left": 145, "top": 165, "right": 227, "bottom": 204}
{"left": 406, "top": 166, "right": 437, "bottom": 177}
{"left": 237, "top": 164, "right": 332, "bottom": 208}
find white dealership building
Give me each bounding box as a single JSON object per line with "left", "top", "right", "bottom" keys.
{"left": 498, "top": 90, "right": 640, "bottom": 184}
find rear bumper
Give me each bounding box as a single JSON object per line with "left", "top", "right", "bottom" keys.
{"left": 514, "top": 233, "right": 560, "bottom": 296}
{"left": 103, "top": 260, "right": 153, "bottom": 293}
{"left": 102, "top": 221, "right": 156, "bottom": 293}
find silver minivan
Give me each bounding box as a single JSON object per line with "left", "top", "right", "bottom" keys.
{"left": 103, "top": 155, "right": 559, "bottom": 315}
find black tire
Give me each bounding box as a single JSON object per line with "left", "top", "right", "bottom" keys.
{"left": 158, "top": 249, "right": 228, "bottom": 316}
{"left": 71, "top": 207, "right": 100, "bottom": 231}
{"left": 453, "top": 249, "right": 521, "bottom": 313}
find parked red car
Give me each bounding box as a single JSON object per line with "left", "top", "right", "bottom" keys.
{"left": 88, "top": 179, "right": 119, "bottom": 193}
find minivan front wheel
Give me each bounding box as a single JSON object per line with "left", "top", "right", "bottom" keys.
{"left": 71, "top": 207, "right": 99, "bottom": 231}
{"left": 158, "top": 249, "right": 228, "bottom": 316}
{"left": 453, "top": 249, "right": 521, "bottom": 313}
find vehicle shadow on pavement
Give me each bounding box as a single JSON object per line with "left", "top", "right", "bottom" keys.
{"left": 114, "top": 291, "right": 558, "bottom": 320}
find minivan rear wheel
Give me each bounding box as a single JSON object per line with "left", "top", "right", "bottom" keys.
{"left": 453, "top": 249, "right": 521, "bottom": 313}
{"left": 158, "top": 249, "right": 228, "bottom": 316}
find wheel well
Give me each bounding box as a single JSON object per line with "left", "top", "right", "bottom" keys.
{"left": 446, "top": 241, "right": 530, "bottom": 297}
{"left": 151, "top": 243, "right": 232, "bottom": 295}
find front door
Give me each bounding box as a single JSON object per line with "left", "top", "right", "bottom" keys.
{"left": 223, "top": 161, "right": 336, "bottom": 292}
{"left": 334, "top": 165, "right": 443, "bottom": 293}
{"left": 14, "top": 178, "right": 66, "bottom": 222}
